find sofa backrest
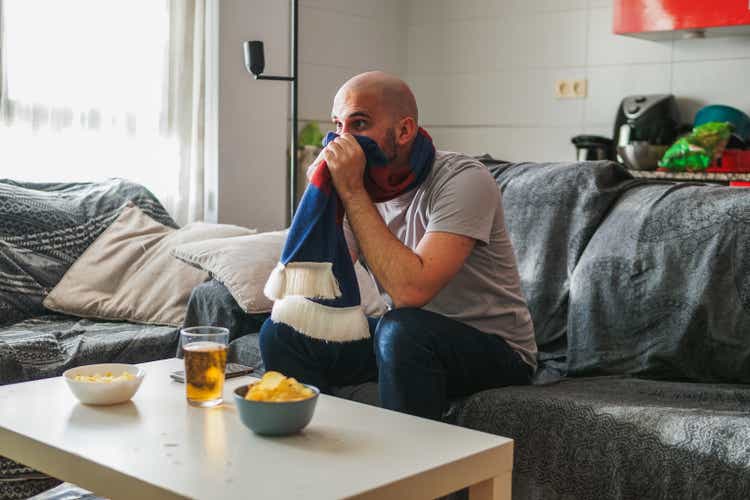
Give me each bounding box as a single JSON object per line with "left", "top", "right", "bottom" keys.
{"left": 484, "top": 160, "right": 635, "bottom": 371}
{"left": 0, "top": 178, "right": 176, "bottom": 326}
{"left": 482, "top": 157, "right": 750, "bottom": 383}
{"left": 568, "top": 181, "right": 750, "bottom": 383}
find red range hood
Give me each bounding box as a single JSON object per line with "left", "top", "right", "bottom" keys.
{"left": 614, "top": 0, "right": 750, "bottom": 38}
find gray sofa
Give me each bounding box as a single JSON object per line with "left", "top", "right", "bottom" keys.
{"left": 2, "top": 160, "right": 750, "bottom": 500}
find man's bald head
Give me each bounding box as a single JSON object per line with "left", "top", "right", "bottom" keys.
{"left": 335, "top": 71, "right": 418, "bottom": 123}
{"left": 331, "top": 71, "right": 420, "bottom": 167}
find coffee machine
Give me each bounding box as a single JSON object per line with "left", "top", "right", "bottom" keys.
{"left": 613, "top": 94, "right": 680, "bottom": 162}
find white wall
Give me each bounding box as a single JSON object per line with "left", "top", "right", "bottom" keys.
{"left": 216, "top": 0, "right": 289, "bottom": 231}
{"left": 298, "top": 0, "right": 405, "bottom": 127}
{"left": 214, "top": 0, "right": 405, "bottom": 230}
{"left": 404, "top": 0, "right": 750, "bottom": 163}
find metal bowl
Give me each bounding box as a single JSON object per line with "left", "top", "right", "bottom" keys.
{"left": 617, "top": 142, "right": 668, "bottom": 171}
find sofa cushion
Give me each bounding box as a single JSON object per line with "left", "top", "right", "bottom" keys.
{"left": 175, "top": 230, "right": 388, "bottom": 317}
{"left": 568, "top": 182, "right": 750, "bottom": 383}
{"left": 454, "top": 376, "right": 750, "bottom": 500}
{"left": 484, "top": 160, "right": 636, "bottom": 373}
{"left": 43, "top": 204, "right": 253, "bottom": 327}
{"left": 0, "top": 178, "right": 177, "bottom": 327}
{"left": 172, "top": 230, "right": 286, "bottom": 314}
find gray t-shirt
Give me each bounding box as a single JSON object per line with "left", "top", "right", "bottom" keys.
{"left": 345, "top": 151, "right": 537, "bottom": 369}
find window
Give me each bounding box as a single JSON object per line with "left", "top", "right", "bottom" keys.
{"left": 0, "top": 0, "right": 186, "bottom": 218}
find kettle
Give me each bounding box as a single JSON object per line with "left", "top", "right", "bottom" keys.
{"left": 571, "top": 135, "right": 613, "bottom": 161}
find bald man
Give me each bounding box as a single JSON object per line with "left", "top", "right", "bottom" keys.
{"left": 260, "top": 71, "right": 536, "bottom": 420}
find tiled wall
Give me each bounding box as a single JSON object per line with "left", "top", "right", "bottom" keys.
{"left": 404, "top": 0, "right": 750, "bottom": 163}
{"left": 215, "top": 0, "right": 404, "bottom": 229}
{"left": 298, "top": 0, "right": 405, "bottom": 131}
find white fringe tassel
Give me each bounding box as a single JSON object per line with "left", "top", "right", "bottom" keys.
{"left": 264, "top": 262, "right": 342, "bottom": 301}
{"left": 264, "top": 263, "right": 286, "bottom": 301}
{"left": 271, "top": 296, "right": 370, "bottom": 342}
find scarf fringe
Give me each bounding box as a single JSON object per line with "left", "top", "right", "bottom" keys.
{"left": 271, "top": 296, "right": 370, "bottom": 342}
{"left": 264, "top": 262, "right": 342, "bottom": 301}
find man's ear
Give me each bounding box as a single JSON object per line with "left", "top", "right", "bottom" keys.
{"left": 396, "top": 116, "right": 418, "bottom": 146}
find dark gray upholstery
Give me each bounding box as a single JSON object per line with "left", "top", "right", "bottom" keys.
{"left": 568, "top": 181, "right": 750, "bottom": 382}
{"left": 183, "top": 279, "right": 269, "bottom": 345}
{"left": 487, "top": 161, "right": 641, "bottom": 379}
{"left": 0, "top": 315, "right": 178, "bottom": 386}
{"left": 453, "top": 376, "right": 750, "bottom": 500}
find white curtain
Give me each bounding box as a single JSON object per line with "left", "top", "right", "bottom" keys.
{"left": 0, "top": 0, "right": 206, "bottom": 225}
{"left": 167, "top": 0, "right": 205, "bottom": 225}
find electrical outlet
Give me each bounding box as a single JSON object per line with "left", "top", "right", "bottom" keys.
{"left": 572, "top": 79, "right": 587, "bottom": 98}
{"left": 555, "top": 78, "right": 587, "bottom": 99}
{"left": 555, "top": 79, "right": 572, "bottom": 98}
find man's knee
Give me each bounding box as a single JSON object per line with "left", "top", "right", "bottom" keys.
{"left": 374, "top": 308, "right": 433, "bottom": 361}
{"left": 258, "top": 318, "right": 290, "bottom": 359}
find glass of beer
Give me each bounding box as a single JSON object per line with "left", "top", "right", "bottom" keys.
{"left": 180, "top": 326, "right": 229, "bottom": 407}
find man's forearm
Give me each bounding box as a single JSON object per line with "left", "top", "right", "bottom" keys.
{"left": 340, "top": 189, "right": 424, "bottom": 308}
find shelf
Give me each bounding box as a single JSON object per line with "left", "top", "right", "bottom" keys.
{"left": 628, "top": 170, "right": 750, "bottom": 183}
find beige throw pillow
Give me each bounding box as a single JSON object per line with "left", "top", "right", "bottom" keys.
{"left": 172, "top": 230, "right": 388, "bottom": 316}
{"left": 172, "top": 230, "right": 287, "bottom": 314}
{"left": 43, "top": 203, "right": 255, "bottom": 326}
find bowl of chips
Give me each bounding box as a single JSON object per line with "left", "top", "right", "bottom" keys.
{"left": 63, "top": 363, "right": 145, "bottom": 405}
{"left": 234, "top": 371, "right": 319, "bottom": 436}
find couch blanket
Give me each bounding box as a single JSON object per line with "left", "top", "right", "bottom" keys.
{"left": 0, "top": 315, "right": 178, "bottom": 385}
{"left": 0, "top": 178, "right": 177, "bottom": 326}
{"left": 454, "top": 375, "right": 750, "bottom": 500}
{"left": 568, "top": 182, "right": 750, "bottom": 382}
{"left": 0, "top": 456, "right": 61, "bottom": 500}
{"left": 484, "top": 160, "right": 639, "bottom": 380}
{"left": 183, "top": 279, "right": 270, "bottom": 345}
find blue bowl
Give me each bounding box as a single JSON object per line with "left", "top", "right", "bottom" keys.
{"left": 694, "top": 105, "right": 750, "bottom": 141}
{"left": 234, "top": 383, "right": 319, "bottom": 436}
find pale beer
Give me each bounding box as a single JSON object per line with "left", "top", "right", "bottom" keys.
{"left": 184, "top": 341, "right": 227, "bottom": 406}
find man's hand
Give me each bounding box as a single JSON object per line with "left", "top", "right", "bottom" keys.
{"left": 323, "top": 134, "right": 367, "bottom": 199}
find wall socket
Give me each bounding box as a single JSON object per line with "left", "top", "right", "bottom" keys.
{"left": 555, "top": 78, "right": 587, "bottom": 99}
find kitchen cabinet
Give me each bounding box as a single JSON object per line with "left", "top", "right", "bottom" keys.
{"left": 614, "top": 0, "right": 750, "bottom": 39}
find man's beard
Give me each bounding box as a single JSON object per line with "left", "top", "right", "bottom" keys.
{"left": 384, "top": 127, "right": 398, "bottom": 163}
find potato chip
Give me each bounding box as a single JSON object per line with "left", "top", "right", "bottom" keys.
{"left": 73, "top": 371, "right": 136, "bottom": 383}
{"left": 245, "top": 371, "right": 314, "bottom": 402}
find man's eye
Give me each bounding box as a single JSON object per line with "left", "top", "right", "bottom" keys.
{"left": 354, "top": 120, "right": 367, "bottom": 129}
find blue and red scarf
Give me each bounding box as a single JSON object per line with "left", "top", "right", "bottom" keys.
{"left": 264, "top": 128, "right": 435, "bottom": 341}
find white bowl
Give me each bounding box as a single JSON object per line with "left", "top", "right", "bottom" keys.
{"left": 63, "top": 363, "right": 145, "bottom": 405}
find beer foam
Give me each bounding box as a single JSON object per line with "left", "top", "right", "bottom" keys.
{"left": 183, "top": 341, "right": 226, "bottom": 352}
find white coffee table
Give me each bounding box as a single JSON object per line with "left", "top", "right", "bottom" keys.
{"left": 0, "top": 359, "right": 513, "bottom": 500}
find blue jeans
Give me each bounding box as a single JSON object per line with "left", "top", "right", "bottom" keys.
{"left": 259, "top": 307, "right": 533, "bottom": 420}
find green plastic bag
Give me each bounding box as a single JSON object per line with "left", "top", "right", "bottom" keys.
{"left": 659, "top": 121, "right": 733, "bottom": 171}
